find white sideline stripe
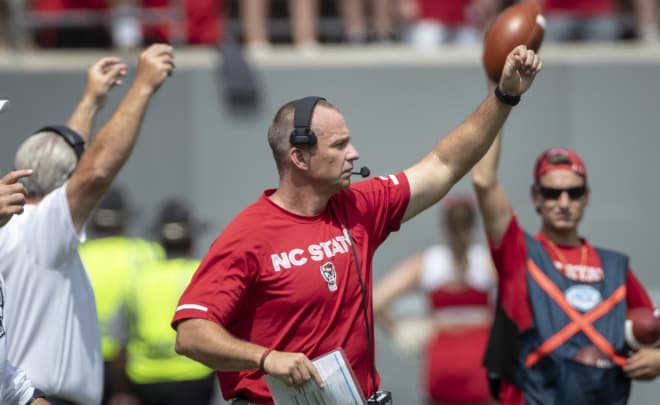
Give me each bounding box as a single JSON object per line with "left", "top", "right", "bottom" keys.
{"left": 388, "top": 174, "right": 399, "bottom": 185}
{"left": 176, "top": 304, "right": 208, "bottom": 312}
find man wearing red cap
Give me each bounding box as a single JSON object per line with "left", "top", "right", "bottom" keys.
{"left": 471, "top": 134, "right": 656, "bottom": 404}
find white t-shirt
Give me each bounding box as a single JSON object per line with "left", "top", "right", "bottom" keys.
{"left": 0, "top": 184, "right": 103, "bottom": 405}
{"left": 419, "top": 244, "right": 495, "bottom": 293}
{"left": 0, "top": 276, "right": 35, "bottom": 405}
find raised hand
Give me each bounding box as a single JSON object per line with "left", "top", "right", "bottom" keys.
{"left": 499, "top": 45, "right": 543, "bottom": 97}
{"left": 85, "top": 56, "right": 128, "bottom": 107}
{"left": 0, "top": 169, "right": 32, "bottom": 227}
{"left": 262, "top": 350, "right": 325, "bottom": 388}
{"left": 134, "top": 43, "right": 176, "bottom": 95}
{"left": 66, "top": 56, "right": 128, "bottom": 140}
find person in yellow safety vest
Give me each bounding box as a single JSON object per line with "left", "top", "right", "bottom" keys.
{"left": 78, "top": 187, "right": 165, "bottom": 405}
{"left": 124, "top": 198, "right": 215, "bottom": 405}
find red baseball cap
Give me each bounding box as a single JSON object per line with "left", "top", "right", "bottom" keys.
{"left": 533, "top": 147, "right": 587, "bottom": 184}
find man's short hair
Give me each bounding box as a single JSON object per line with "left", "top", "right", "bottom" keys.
{"left": 267, "top": 98, "right": 337, "bottom": 171}
{"left": 14, "top": 132, "right": 77, "bottom": 197}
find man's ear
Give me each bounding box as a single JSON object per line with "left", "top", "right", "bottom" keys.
{"left": 289, "top": 148, "right": 308, "bottom": 170}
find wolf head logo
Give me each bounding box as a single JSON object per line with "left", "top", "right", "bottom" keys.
{"left": 320, "top": 262, "right": 338, "bottom": 292}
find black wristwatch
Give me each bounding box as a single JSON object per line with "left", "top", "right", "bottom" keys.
{"left": 26, "top": 388, "right": 47, "bottom": 404}
{"left": 494, "top": 85, "right": 521, "bottom": 106}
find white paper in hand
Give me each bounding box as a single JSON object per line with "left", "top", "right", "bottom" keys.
{"left": 265, "top": 348, "right": 366, "bottom": 405}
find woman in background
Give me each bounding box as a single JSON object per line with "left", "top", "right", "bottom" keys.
{"left": 374, "top": 195, "right": 497, "bottom": 405}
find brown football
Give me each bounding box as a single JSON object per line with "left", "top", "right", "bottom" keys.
{"left": 626, "top": 307, "right": 660, "bottom": 348}
{"left": 482, "top": 1, "right": 546, "bottom": 82}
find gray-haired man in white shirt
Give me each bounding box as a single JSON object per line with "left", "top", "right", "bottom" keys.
{"left": 0, "top": 44, "right": 174, "bottom": 405}
{"left": 0, "top": 168, "right": 49, "bottom": 405}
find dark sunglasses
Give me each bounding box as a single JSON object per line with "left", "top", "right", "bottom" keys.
{"left": 537, "top": 185, "right": 587, "bottom": 200}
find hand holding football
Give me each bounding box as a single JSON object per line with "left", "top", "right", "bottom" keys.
{"left": 482, "top": 1, "right": 546, "bottom": 82}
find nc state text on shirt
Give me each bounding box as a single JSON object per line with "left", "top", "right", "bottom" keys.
{"left": 270, "top": 229, "right": 353, "bottom": 272}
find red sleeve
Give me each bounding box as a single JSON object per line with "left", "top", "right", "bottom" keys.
{"left": 489, "top": 214, "right": 528, "bottom": 279}
{"left": 347, "top": 172, "right": 410, "bottom": 246}
{"left": 626, "top": 269, "right": 654, "bottom": 309}
{"left": 489, "top": 214, "right": 534, "bottom": 331}
{"left": 171, "top": 229, "right": 257, "bottom": 329}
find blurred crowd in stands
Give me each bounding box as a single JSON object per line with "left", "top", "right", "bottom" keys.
{"left": 0, "top": 0, "right": 657, "bottom": 51}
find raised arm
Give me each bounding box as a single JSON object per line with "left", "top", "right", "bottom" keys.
{"left": 402, "top": 45, "right": 542, "bottom": 223}
{"left": 67, "top": 44, "right": 175, "bottom": 232}
{"left": 471, "top": 122, "right": 512, "bottom": 245}
{"left": 65, "top": 57, "right": 128, "bottom": 142}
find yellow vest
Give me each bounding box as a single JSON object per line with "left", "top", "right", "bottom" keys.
{"left": 126, "top": 258, "right": 212, "bottom": 384}
{"left": 79, "top": 237, "right": 165, "bottom": 361}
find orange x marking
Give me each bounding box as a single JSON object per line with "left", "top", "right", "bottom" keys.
{"left": 525, "top": 259, "right": 627, "bottom": 368}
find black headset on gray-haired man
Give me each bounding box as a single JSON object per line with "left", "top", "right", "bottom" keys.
{"left": 290, "top": 96, "right": 371, "bottom": 178}
{"left": 36, "top": 125, "right": 86, "bottom": 160}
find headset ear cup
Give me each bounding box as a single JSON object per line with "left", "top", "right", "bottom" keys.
{"left": 289, "top": 128, "right": 317, "bottom": 145}
{"left": 289, "top": 129, "right": 301, "bottom": 145}
{"left": 304, "top": 129, "right": 317, "bottom": 145}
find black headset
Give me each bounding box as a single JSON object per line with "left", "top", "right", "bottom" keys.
{"left": 289, "top": 96, "right": 326, "bottom": 146}
{"left": 36, "top": 125, "right": 85, "bottom": 160}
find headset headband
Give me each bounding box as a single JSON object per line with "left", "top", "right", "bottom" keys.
{"left": 289, "top": 96, "right": 326, "bottom": 146}
{"left": 37, "top": 125, "right": 85, "bottom": 160}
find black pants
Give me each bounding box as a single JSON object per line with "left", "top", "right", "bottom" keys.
{"left": 131, "top": 374, "right": 215, "bottom": 405}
